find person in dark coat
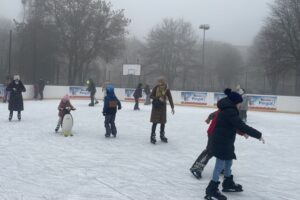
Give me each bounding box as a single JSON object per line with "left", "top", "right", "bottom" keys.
{"left": 6, "top": 75, "right": 26, "bottom": 121}
{"left": 102, "top": 85, "right": 121, "bottom": 138}
{"left": 150, "top": 77, "right": 175, "bottom": 144}
{"left": 3, "top": 75, "right": 12, "bottom": 103}
{"left": 38, "top": 79, "right": 45, "bottom": 100}
{"left": 133, "top": 83, "right": 143, "bottom": 110}
{"left": 205, "top": 88, "right": 265, "bottom": 200}
{"left": 86, "top": 79, "right": 98, "bottom": 106}
{"left": 144, "top": 84, "right": 151, "bottom": 105}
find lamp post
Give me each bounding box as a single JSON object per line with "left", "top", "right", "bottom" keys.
{"left": 199, "top": 24, "right": 210, "bottom": 90}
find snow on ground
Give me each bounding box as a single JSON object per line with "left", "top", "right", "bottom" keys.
{"left": 0, "top": 100, "right": 300, "bottom": 200}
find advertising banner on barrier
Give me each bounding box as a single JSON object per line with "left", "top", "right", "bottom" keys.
{"left": 124, "top": 88, "right": 145, "bottom": 101}
{"left": 69, "top": 86, "right": 90, "bottom": 98}
{"left": 181, "top": 91, "right": 208, "bottom": 105}
{"left": 214, "top": 93, "right": 227, "bottom": 105}
{"left": 248, "top": 95, "right": 277, "bottom": 110}
{"left": 0, "top": 84, "right": 4, "bottom": 98}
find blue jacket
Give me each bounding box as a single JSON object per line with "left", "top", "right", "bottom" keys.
{"left": 103, "top": 90, "right": 121, "bottom": 115}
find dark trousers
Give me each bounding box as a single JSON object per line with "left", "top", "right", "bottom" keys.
{"left": 39, "top": 90, "right": 44, "bottom": 100}
{"left": 90, "top": 92, "right": 96, "bottom": 105}
{"left": 190, "top": 136, "right": 213, "bottom": 172}
{"left": 151, "top": 123, "right": 165, "bottom": 136}
{"left": 105, "top": 114, "right": 117, "bottom": 136}
{"left": 134, "top": 97, "right": 139, "bottom": 110}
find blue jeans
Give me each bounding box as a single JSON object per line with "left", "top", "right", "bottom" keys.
{"left": 212, "top": 158, "right": 232, "bottom": 182}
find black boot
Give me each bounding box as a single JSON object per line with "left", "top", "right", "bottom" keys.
{"left": 190, "top": 168, "right": 202, "bottom": 179}
{"left": 17, "top": 112, "right": 21, "bottom": 121}
{"left": 9, "top": 112, "right": 13, "bottom": 121}
{"left": 150, "top": 132, "right": 156, "bottom": 144}
{"left": 160, "top": 132, "right": 168, "bottom": 143}
{"left": 205, "top": 181, "right": 227, "bottom": 200}
{"left": 222, "top": 175, "right": 243, "bottom": 192}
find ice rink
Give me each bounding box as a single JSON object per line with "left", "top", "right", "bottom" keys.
{"left": 0, "top": 100, "right": 299, "bottom": 200}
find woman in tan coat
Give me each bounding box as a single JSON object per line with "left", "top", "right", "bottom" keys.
{"left": 150, "top": 77, "right": 175, "bottom": 144}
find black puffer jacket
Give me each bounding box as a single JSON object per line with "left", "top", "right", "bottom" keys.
{"left": 6, "top": 80, "right": 26, "bottom": 111}
{"left": 211, "top": 97, "right": 262, "bottom": 160}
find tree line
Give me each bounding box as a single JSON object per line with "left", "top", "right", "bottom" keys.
{"left": 0, "top": 0, "right": 299, "bottom": 96}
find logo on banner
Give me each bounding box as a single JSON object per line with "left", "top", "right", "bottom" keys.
{"left": 124, "top": 88, "right": 145, "bottom": 101}
{"left": 249, "top": 95, "right": 277, "bottom": 110}
{"left": 181, "top": 91, "right": 207, "bottom": 105}
{"left": 69, "top": 86, "right": 90, "bottom": 98}
{"left": 214, "top": 93, "right": 227, "bottom": 105}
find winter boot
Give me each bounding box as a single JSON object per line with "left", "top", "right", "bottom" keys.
{"left": 190, "top": 168, "right": 202, "bottom": 179}
{"left": 17, "top": 112, "right": 21, "bottom": 121}
{"left": 160, "top": 132, "right": 168, "bottom": 143}
{"left": 205, "top": 181, "right": 227, "bottom": 200}
{"left": 222, "top": 175, "right": 243, "bottom": 192}
{"left": 9, "top": 112, "right": 13, "bottom": 121}
{"left": 105, "top": 133, "right": 111, "bottom": 138}
{"left": 150, "top": 132, "right": 156, "bottom": 144}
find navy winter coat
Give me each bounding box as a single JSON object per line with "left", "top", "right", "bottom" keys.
{"left": 211, "top": 97, "right": 262, "bottom": 160}
{"left": 6, "top": 80, "right": 26, "bottom": 111}
{"left": 103, "top": 91, "right": 121, "bottom": 115}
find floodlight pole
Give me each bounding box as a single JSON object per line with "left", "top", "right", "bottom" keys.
{"left": 199, "top": 24, "right": 210, "bottom": 90}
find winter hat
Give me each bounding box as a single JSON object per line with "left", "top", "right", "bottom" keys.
{"left": 106, "top": 84, "right": 114, "bottom": 94}
{"left": 62, "top": 94, "right": 70, "bottom": 102}
{"left": 14, "top": 75, "right": 20, "bottom": 81}
{"left": 224, "top": 88, "right": 243, "bottom": 105}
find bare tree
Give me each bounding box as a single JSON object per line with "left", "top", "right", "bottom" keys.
{"left": 48, "top": 0, "right": 130, "bottom": 85}
{"left": 144, "top": 18, "right": 198, "bottom": 88}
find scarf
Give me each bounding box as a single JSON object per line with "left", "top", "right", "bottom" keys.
{"left": 155, "top": 84, "right": 167, "bottom": 98}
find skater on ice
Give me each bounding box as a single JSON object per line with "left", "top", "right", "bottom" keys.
{"left": 86, "top": 78, "right": 99, "bottom": 106}
{"left": 150, "top": 77, "right": 175, "bottom": 144}
{"left": 6, "top": 75, "right": 26, "bottom": 121}
{"left": 55, "top": 94, "right": 76, "bottom": 134}
{"left": 190, "top": 110, "right": 249, "bottom": 179}
{"left": 102, "top": 85, "right": 122, "bottom": 138}
{"left": 133, "top": 83, "right": 143, "bottom": 110}
{"left": 204, "top": 88, "right": 265, "bottom": 200}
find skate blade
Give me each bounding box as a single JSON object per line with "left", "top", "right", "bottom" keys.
{"left": 204, "top": 195, "right": 227, "bottom": 200}
{"left": 222, "top": 188, "right": 243, "bottom": 192}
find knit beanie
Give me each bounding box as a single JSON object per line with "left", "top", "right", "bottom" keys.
{"left": 224, "top": 88, "right": 243, "bottom": 105}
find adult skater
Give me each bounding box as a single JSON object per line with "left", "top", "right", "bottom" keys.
{"left": 6, "top": 75, "right": 26, "bottom": 121}
{"left": 102, "top": 85, "right": 122, "bottom": 138}
{"left": 3, "top": 75, "right": 12, "bottom": 103}
{"left": 239, "top": 89, "right": 249, "bottom": 122}
{"left": 144, "top": 84, "right": 151, "bottom": 105}
{"left": 204, "top": 88, "right": 265, "bottom": 200}
{"left": 86, "top": 78, "right": 99, "bottom": 106}
{"left": 133, "top": 83, "right": 143, "bottom": 110}
{"left": 38, "top": 78, "right": 45, "bottom": 100}
{"left": 150, "top": 77, "right": 175, "bottom": 144}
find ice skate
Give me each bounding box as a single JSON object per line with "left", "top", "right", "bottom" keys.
{"left": 222, "top": 175, "right": 243, "bottom": 192}
{"left": 205, "top": 181, "right": 227, "bottom": 200}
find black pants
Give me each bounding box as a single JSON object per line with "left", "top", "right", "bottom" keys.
{"left": 90, "top": 91, "right": 96, "bottom": 105}
{"left": 105, "top": 114, "right": 117, "bottom": 136}
{"left": 190, "top": 136, "right": 213, "bottom": 172}
{"left": 39, "top": 90, "right": 44, "bottom": 100}
{"left": 134, "top": 97, "right": 139, "bottom": 110}
{"left": 151, "top": 123, "right": 165, "bottom": 136}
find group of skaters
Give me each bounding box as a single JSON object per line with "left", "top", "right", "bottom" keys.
{"left": 3, "top": 75, "right": 265, "bottom": 200}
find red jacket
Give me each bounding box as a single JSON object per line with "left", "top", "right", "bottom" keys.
{"left": 58, "top": 100, "right": 74, "bottom": 117}
{"left": 206, "top": 110, "right": 245, "bottom": 136}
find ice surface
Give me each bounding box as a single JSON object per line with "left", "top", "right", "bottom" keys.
{"left": 0, "top": 100, "right": 299, "bottom": 200}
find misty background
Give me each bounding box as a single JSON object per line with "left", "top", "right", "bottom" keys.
{"left": 0, "top": 0, "right": 299, "bottom": 96}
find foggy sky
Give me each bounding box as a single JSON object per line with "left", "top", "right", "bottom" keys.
{"left": 0, "top": 0, "right": 274, "bottom": 46}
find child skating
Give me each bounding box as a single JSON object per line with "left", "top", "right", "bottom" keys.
{"left": 102, "top": 85, "right": 121, "bottom": 138}
{"left": 204, "top": 88, "right": 265, "bottom": 200}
